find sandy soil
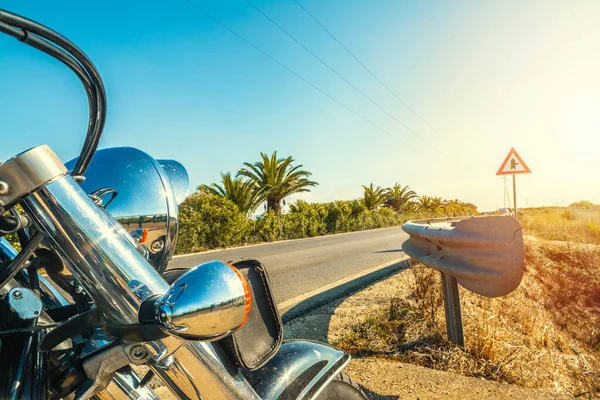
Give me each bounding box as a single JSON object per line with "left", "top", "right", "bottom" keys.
{"left": 345, "top": 358, "right": 572, "bottom": 400}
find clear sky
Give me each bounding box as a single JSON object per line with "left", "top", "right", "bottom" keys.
{"left": 1, "top": 0, "right": 599, "bottom": 211}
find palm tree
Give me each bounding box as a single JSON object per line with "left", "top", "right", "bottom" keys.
{"left": 362, "top": 183, "right": 389, "bottom": 211}
{"left": 385, "top": 183, "right": 417, "bottom": 212}
{"left": 418, "top": 195, "right": 445, "bottom": 215}
{"left": 237, "top": 152, "right": 318, "bottom": 214}
{"left": 444, "top": 199, "right": 463, "bottom": 217}
{"left": 462, "top": 202, "right": 478, "bottom": 215}
{"left": 199, "top": 172, "right": 263, "bottom": 216}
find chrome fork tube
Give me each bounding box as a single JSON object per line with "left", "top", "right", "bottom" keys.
{"left": 21, "top": 175, "right": 259, "bottom": 400}
{"left": 22, "top": 175, "right": 165, "bottom": 324}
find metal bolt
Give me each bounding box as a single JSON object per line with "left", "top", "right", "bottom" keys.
{"left": 74, "top": 285, "right": 84, "bottom": 294}
{"left": 0, "top": 181, "right": 8, "bottom": 195}
{"left": 150, "top": 239, "right": 164, "bottom": 252}
{"left": 159, "top": 310, "right": 168, "bottom": 322}
{"left": 130, "top": 345, "right": 148, "bottom": 360}
{"left": 12, "top": 290, "right": 22, "bottom": 299}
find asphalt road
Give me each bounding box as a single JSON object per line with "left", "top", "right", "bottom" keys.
{"left": 169, "top": 226, "right": 409, "bottom": 305}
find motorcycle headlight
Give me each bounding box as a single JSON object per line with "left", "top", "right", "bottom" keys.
{"left": 66, "top": 147, "right": 190, "bottom": 273}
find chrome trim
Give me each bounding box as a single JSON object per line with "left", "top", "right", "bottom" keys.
{"left": 151, "top": 341, "right": 261, "bottom": 400}
{"left": 155, "top": 261, "right": 248, "bottom": 341}
{"left": 95, "top": 367, "right": 159, "bottom": 400}
{"left": 66, "top": 147, "right": 184, "bottom": 272}
{"left": 21, "top": 171, "right": 260, "bottom": 400}
{"left": 243, "top": 340, "right": 351, "bottom": 400}
{"left": 80, "top": 343, "right": 146, "bottom": 397}
{"left": 0, "top": 145, "right": 67, "bottom": 212}
{"left": 157, "top": 159, "right": 190, "bottom": 205}
{"left": 22, "top": 175, "right": 169, "bottom": 324}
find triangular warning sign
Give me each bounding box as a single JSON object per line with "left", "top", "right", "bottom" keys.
{"left": 496, "top": 148, "right": 531, "bottom": 175}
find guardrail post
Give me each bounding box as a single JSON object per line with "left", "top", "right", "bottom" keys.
{"left": 403, "top": 217, "right": 525, "bottom": 347}
{"left": 440, "top": 272, "right": 464, "bottom": 347}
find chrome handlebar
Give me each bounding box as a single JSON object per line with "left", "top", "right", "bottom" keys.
{"left": 0, "top": 8, "right": 106, "bottom": 177}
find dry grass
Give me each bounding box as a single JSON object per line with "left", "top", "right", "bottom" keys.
{"left": 336, "top": 241, "right": 600, "bottom": 398}
{"left": 520, "top": 207, "right": 600, "bottom": 244}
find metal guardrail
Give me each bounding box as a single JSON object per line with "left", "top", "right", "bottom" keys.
{"left": 402, "top": 216, "right": 524, "bottom": 346}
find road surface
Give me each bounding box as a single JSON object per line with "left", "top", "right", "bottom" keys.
{"left": 170, "top": 226, "right": 409, "bottom": 305}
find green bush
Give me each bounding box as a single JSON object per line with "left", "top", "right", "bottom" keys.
{"left": 254, "top": 211, "right": 282, "bottom": 242}
{"left": 177, "top": 192, "right": 253, "bottom": 253}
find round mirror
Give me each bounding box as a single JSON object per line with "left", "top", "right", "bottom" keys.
{"left": 66, "top": 147, "right": 190, "bottom": 272}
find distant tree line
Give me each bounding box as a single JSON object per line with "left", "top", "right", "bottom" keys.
{"left": 176, "top": 151, "right": 478, "bottom": 254}
{"left": 568, "top": 200, "right": 600, "bottom": 210}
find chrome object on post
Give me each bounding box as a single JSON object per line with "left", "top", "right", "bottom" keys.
{"left": 0, "top": 145, "right": 67, "bottom": 212}
{"left": 66, "top": 147, "right": 188, "bottom": 273}
{"left": 155, "top": 261, "right": 250, "bottom": 341}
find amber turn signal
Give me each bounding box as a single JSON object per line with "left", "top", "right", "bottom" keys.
{"left": 228, "top": 263, "right": 252, "bottom": 329}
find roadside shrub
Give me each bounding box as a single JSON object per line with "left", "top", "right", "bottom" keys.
{"left": 254, "top": 211, "right": 282, "bottom": 242}
{"left": 177, "top": 192, "right": 253, "bottom": 253}
{"left": 287, "top": 201, "right": 327, "bottom": 237}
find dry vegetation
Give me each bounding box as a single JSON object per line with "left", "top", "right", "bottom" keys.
{"left": 520, "top": 206, "right": 600, "bottom": 244}
{"left": 336, "top": 209, "right": 600, "bottom": 398}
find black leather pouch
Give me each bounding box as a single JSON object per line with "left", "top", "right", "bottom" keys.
{"left": 218, "top": 258, "right": 282, "bottom": 370}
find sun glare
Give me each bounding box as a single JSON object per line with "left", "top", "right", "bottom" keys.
{"left": 561, "top": 98, "right": 600, "bottom": 155}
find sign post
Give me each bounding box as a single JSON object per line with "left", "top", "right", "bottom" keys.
{"left": 513, "top": 175, "right": 517, "bottom": 219}
{"left": 496, "top": 148, "right": 531, "bottom": 220}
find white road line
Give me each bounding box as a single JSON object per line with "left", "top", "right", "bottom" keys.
{"left": 278, "top": 255, "right": 410, "bottom": 313}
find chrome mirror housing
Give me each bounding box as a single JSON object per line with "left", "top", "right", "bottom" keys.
{"left": 154, "top": 261, "right": 251, "bottom": 341}
{"left": 66, "top": 147, "right": 190, "bottom": 272}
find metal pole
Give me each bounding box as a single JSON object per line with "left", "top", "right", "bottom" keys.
{"left": 512, "top": 174, "right": 517, "bottom": 220}
{"left": 440, "top": 272, "right": 464, "bottom": 346}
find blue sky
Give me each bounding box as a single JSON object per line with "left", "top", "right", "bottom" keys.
{"left": 2, "top": 0, "right": 600, "bottom": 211}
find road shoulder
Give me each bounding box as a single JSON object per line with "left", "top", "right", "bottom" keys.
{"left": 282, "top": 268, "right": 572, "bottom": 400}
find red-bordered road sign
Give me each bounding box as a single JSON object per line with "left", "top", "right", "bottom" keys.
{"left": 496, "top": 148, "right": 531, "bottom": 175}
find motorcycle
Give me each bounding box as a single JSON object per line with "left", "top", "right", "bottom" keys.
{"left": 0, "top": 9, "right": 368, "bottom": 400}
